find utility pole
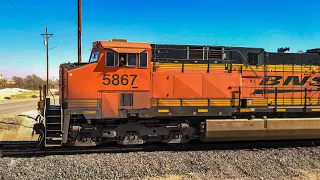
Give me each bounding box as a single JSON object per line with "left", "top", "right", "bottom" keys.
{"left": 41, "top": 27, "right": 53, "bottom": 94}
{"left": 78, "top": 0, "right": 82, "bottom": 63}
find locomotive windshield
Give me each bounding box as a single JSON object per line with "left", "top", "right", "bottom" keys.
{"left": 89, "top": 49, "right": 100, "bottom": 63}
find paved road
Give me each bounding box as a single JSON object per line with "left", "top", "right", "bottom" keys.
{"left": 0, "top": 98, "right": 59, "bottom": 119}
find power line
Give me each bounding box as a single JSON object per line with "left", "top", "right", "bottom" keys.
{"left": 6, "top": 0, "right": 34, "bottom": 46}
{"left": 7, "top": 0, "right": 28, "bottom": 17}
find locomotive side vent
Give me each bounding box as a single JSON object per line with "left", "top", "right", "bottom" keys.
{"left": 208, "top": 47, "right": 223, "bottom": 60}
{"left": 188, "top": 46, "right": 204, "bottom": 60}
{"left": 248, "top": 52, "right": 259, "bottom": 65}
{"left": 120, "top": 93, "right": 133, "bottom": 106}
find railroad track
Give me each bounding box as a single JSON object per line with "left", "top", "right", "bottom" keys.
{"left": 1, "top": 139, "right": 320, "bottom": 157}
{"left": 0, "top": 141, "right": 38, "bottom": 150}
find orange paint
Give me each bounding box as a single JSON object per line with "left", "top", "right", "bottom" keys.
{"left": 60, "top": 39, "right": 320, "bottom": 118}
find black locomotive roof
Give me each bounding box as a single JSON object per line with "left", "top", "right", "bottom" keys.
{"left": 150, "top": 43, "right": 320, "bottom": 65}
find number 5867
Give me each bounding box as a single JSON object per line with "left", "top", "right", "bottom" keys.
{"left": 102, "top": 74, "right": 137, "bottom": 86}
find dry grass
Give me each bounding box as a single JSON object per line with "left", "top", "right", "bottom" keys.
{"left": 9, "top": 91, "right": 39, "bottom": 99}
{"left": 4, "top": 89, "right": 58, "bottom": 100}
{"left": 296, "top": 169, "right": 320, "bottom": 180}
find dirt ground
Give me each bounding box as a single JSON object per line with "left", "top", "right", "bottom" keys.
{"left": 297, "top": 169, "right": 320, "bottom": 180}
{"left": 0, "top": 115, "right": 39, "bottom": 141}
{"left": 148, "top": 170, "right": 320, "bottom": 180}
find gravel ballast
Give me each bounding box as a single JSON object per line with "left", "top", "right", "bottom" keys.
{"left": 0, "top": 147, "right": 320, "bottom": 180}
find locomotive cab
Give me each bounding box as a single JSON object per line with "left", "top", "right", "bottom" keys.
{"left": 38, "top": 39, "right": 157, "bottom": 147}
{"left": 61, "top": 39, "right": 153, "bottom": 120}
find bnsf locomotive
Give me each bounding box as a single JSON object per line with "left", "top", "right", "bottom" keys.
{"left": 34, "top": 39, "right": 320, "bottom": 147}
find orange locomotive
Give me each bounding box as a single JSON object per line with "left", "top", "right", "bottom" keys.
{"left": 35, "top": 39, "right": 320, "bottom": 147}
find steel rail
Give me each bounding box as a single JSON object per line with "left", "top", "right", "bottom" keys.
{"left": 0, "top": 141, "right": 38, "bottom": 149}
{"left": 1, "top": 139, "right": 320, "bottom": 158}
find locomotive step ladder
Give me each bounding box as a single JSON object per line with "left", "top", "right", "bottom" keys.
{"left": 45, "top": 105, "right": 62, "bottom": 147}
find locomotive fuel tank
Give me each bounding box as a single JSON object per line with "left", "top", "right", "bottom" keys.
{"left": 201, "top": 118, "right": 320, "bottom": 142}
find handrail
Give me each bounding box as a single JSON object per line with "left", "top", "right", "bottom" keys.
{"left": 152, "top": 58, "right": 234, "bottom": 62}
{"left": 154, "top": 47, "right": 222, "bottom": 51}
{"left": 48, "top": 89, "right": 56, "bottom": 105}
{"left": 229, "top": 50, "right": 261, "bottom": 78}
{"left": 152, "top": 47, "right": 262, "bottom": 78}
{"left": 229, "top": 85, "right": 320, "bottom": 89}
{"left": 229, "top": 86, "right": 320, "bottom": 110}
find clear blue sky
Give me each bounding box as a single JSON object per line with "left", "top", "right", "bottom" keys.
{"left": 0, "top": 0, "right": 319, "bottom": 80}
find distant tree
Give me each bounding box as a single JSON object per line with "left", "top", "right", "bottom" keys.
{"left": 24, "top": 74, "right": 45, "bottom": 90}
{"left": 48, "top": 79, "right": 59, "bottom": 89}
{"left": 0, "top": 79, "right": 7, "bottom": 89}
{"left": 12, "top": 76, "right": 25, "bottom": 88}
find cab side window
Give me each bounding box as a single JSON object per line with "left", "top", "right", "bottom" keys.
{"left": 128, "top": 54, "right": 137, "bottom": 66}
{"left": 118, "top": 53, "right": 127, "bottom": 67}
{"left": 139, "top": 52, "right": 148, "bottom": 68}
{"left": 106, "top": 51, "right": 115, "bottom": 67}
{"left": 106, "top": 51, "right": 148, "bottom": 68}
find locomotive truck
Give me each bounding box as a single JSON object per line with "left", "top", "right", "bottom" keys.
{"left": 34, "top": 39, "right": 320, "bottom": 147}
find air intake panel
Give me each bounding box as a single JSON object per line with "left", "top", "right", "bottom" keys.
{"left": 306, "top": 48, "right": 320, "bottom": 54}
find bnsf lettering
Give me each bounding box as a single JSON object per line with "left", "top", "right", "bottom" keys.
{"left": 103, "top": 73, "right": 137, "bottom": 86}
{"left": 310, "top": 77, "right": 320, "bottom": 86}
{"left": 259, "top": 76, "right": 283, "bottom": 85}
{"left": 259, "top": 76, "right": 316, "bottom": 86}
{"left": 253, "top": 76, "right": 320, "bottom": 94}
{"left": 283, "top": 76, "right": 310, "bottom": 86}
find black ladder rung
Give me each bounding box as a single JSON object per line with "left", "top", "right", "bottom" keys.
{"left": 46, "top": 129, "right": 61, "bottom": 132}
{"left": 47, "top": 107, "right": 61, "bottom": 111}
{"left": 46, "top": 139, "right": 62, "bottom": 145}
{"left": 46, "top": 122, "right": 61, "bottom": 125}
{"left": 46, "top": 121, "right": 61, "bottom": 124}
{"left": 46, "top": 130, "right": 61, "bottom": 132}
{"left": 46, "top": 137, "right": 61, "bottom": 139}
{"left": 47, "top": 114, "right": 61, "bottom": 118}
{"left": 48, "top": 105, "right": 60, "bottom": 109}
{"left": 46, "top": 110, "right": 61, "bottom": 116}
{"left": 46, "top": 137, "right": 62, "bottom": 139}
{"left": 46, "top": 132, "right": 62, "bottom": 138}
{"left": 46, "top": 118, "right": 61, "bottom": 121}
{"left": 46, "top": 128, "right": 61, "bottom": 131}
{"left": 47, "top": 112, "right": 60, "bottom": 114}
{"left": 46, "top": 120, "right": 61, "bottom": 124}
